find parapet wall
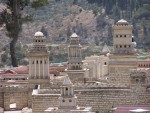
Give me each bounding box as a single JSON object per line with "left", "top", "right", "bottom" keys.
{"left": 32, "top": 94, "right": 60, "bottom": 113}
{"left": 76, "top": 89, "right": 150, "bottom": 113}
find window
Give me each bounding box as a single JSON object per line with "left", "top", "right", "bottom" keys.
{"left": 104, "top": 62, "right": 107, "bottom": 65}
{"left": 124, "top": 45, "right": 126, "bottom": 48}
{"left": 124, "top": 35, "right": 126, "bottom": 37}
{"left": 69, "top": 99, "right": 72, "bottom": 102}
{"left": 66, "top": 88, "right": 68, "bottom": 91}
{"left": 32, "top": 61, "right": 34, "bottom": 64}
{"left": 120, "top": 45, "right": 122, "bottom": 48}
{"left": 37, "top": 60, "right": 38, "bottom": 64}
{"left": 40, "top": 61, "right": 42, "bottom": 64}
{"left": 62, "top": 99, "right": 65, "bottom": 102}
{"left": 116, "top": 45, "right": 118, "bottom": 48}
{"left": 45, "top": 60, "right": 46, "bottom": 64}
{"left": 120, "top": 35, "right": 122, "bottom": 37}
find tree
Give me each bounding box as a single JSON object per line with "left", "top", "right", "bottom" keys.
{"left": 41, "top": 26, "right": 49, "bottom": 38}
{"left": 0, "top": 0, "right": 48, "bottom": 67}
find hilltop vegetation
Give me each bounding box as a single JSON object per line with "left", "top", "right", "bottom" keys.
{"left": 0, "top": 0, "right": 150, "bottom": 65}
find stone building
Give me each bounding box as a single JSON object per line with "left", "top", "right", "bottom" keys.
{"left": 28, "top": 31, "right": 50, "bottom": 84}
{"left": 83, "top": 55, "right": 109, "bottom": 80}
{"left": 43, "top": 75, "right": 92, "bottom": 113}
{"left": 65, "top": 33, "right": 87, "bottom": 83}
{"left": 0, "top": 19, "right": 150, "bottom": 113}
{"left": 108, "top": 19, "right": 137, "bottom": 85}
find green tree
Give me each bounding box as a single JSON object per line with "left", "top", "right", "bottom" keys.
{"left": 41, "top": 26, "right": 49, "bottom": 38}
{"left": 0, "top": 0, "right": 48, "bottom": 67}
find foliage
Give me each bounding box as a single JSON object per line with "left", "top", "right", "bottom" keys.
{"left": 31, "top": 0, "right": 48, "bottom": 9}
{"left": 134, "top": 4, "right": 150, "bottom": 19}
{"left": 41, "top": 26, "right": 49, "bottom": 38}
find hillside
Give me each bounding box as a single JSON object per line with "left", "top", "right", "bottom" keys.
{"left": 0, "top": 0, "right": 150, "bottom": 50}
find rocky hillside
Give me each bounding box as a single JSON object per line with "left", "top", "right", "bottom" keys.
{"left": 0, "top": 0, "right": 150, "bottom": 50}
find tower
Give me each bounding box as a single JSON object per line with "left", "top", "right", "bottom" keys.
{"left": 58, "top": 75, "right": 77, "bottom": 109}
{"left": 28, "top": 31, "right": 49, "bottom": 84}
{"left": 113, "top": 19, "right": 133, "bottom": 54}
{"left": 67, "top": 33, "right": 83, "bottom": 70}
{"left": 108, "top": 19, "right": 137, "bottom": 84}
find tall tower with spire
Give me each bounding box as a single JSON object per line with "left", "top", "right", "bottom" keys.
{"left": 28, "top": 31, "right": 49, "bottom": 84}
{"left": 58, "top": 75, "right": 77, "bottom": 109}
{"left": 65, "top": 33, "right": 87, "bottom": 83}
{"left": 67, "top": 33, "right": 83, "bottom": 70}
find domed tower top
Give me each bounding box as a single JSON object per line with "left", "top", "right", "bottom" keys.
{"left": 34, "top": 31, "right": 44, "bottom": 37}
{"left": 116, "top": 19, "right": 128, "bottom": 24}
{"left": 70, "top": 33, "right": 80, "bottom": 45}
{"left": 33, "top": 31, "right": 46, "bottom": 45}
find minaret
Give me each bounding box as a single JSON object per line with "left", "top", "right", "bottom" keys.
{"left": 28, "top": 31, "right": 49, "bottom": 84}
{"left": 68, "top": 33, "right": 83, "bottom": 70}
{"left": 113, "top": 19, "right": 133, "bottom": 54}
{"left": 58, "top": 75, "right": 77, "bottom": 109}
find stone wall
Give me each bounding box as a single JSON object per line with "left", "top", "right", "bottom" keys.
{"left": 76, "top": 88, "right": 150, "bottom": 113}
{"left": 32, "top": 86, "right": 150, "bottom": 113}
{"left": 109, "top": 73, "right": 131, "bottom": 85}
{"left": 4, "top": 91, "right": 28, "bottom": 110}
{"left": 32, "top": 94, "right": 59, "bottom": 113}
{"left": 0, "top": 92, "right": 4, "bottom": 108}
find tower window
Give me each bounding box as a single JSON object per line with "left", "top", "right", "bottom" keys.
{"left": 38, "top": 40, "right": 40, "bottom": 42}
{"left": 66, "top": 88, "right": 68, "bottom": 91}
{"left": 120, "top": 45, "right": 122, "bottom": 48}
{"left": 37, "top": 60, "right": 38, "bottom": 64}
{"left": 129, "top": 45, "right": 131, "bottom": 48}
{"left": 69, "top": 99, "right": 72, "bottom": 102}
{"left": 62, "top": 99, "right": 65, "bottom": 102}
{"left": 104, "top": 62, "right": 107, "bottom": 65}
{"left": 124, "top": 45, "right": 126, "bottom": 48}
{"left": 116, "top": 45, "right": 118, "bottom": 48}
{"left": 40, "top": 61, "right": 42, "bottom": 64}
{"left": 124, "top": 35, "right": 126, "bottom": 37}
{"left": 120, "top": 35, "right": 122, "bottom": 37}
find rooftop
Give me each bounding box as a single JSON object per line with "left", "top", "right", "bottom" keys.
{"left": 71, "top": 33, "right": 78, "bottom": 38}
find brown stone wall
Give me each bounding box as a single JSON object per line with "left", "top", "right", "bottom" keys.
{"left": 68, "top": 73, "right": 85, "bottom": 83}
{"left": 76, "top": 89, "right": 150, "bottom": 113}
{"left": 0, "top": 92, "right": 4, "bottom": 108}
{"left": 32, "top": 94, "right": 59, "bottom": 113}
{"left": 4, "top": 91, "right": 28, "bottom": 110}
{"left": 109, "top": 73, "right": 131, "bottom": 85}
